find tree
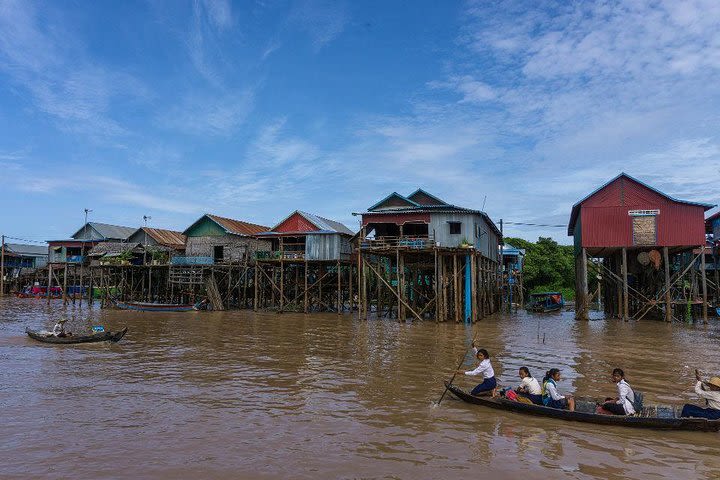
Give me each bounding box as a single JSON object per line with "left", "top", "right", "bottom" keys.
{"left": 505, "top": 236, "right": 575, "bottom": 299}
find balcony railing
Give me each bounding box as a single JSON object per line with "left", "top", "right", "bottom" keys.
{"left": 170, "top": 256, "right": 214, "bottom": 266}
{"left": 255, "top": 251, "right": 306, "bottom": 260}
{"left": 361, "top": 235, "right": 435, "bottom": 250}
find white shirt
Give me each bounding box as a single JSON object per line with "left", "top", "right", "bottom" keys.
{"left": 695, "top": 381, "right": 720, "bottom": 410}
{"left": 616, "top": 379, "right": 635, "bottom": 415}
{"left": 519, "top": 376, "right": 542, "bottom": 395}
{"left": 465, "top": 358, "right": 494, "bottom": 379}
{"left": 544, "top": 380, "right": 564, "bottom": 401}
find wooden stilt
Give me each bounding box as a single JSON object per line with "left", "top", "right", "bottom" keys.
{"left": 622, "top": 247, "right": 629, "bottom": 321}
{"left": 664, "top": 247, "right": 672, "bottom": 322}
{"left": 702, "top": 245, "right": 708, "bottom": 324}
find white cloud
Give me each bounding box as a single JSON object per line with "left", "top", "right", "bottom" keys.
{"left": 0, "top": 1, "right": 145, "bottom": 138}
{"left": 289, "top": 0, "right": 348, "bottom": 50}
{"left": 159, "top": 90, "right": 254, "bottom": 136}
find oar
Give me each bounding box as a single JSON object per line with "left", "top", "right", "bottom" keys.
{"left": 437, "top": 329, "right": 479, "bottom": 406}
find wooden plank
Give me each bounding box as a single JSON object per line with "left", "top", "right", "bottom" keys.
{"left": 622, "top": 247, "right": 629, "bottom": 321}
{"left": 702, "top": 245, "right": 708, "bottom": 324}
{"left": 664, "top": 247, "right": 671, "bottom": 322}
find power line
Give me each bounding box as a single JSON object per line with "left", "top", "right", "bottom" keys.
{"left": 2, "top": 235, "right": 48, "bottom": 244}
{"left": 503, "top": 221, "right": 567, "bottom": 228}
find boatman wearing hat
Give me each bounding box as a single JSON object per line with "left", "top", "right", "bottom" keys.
{"left": 681, "top": 370, "right": 720, "bottom": 420}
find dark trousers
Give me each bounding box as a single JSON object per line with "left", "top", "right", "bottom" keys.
{"left": 602, "top": 402, "right": 627, "bottom": 415}
{"left": 681, "top": 404, "right": 720, "bottom": 419}
{"left": 519, "top": 392, "right": 543, "bottom": 405}
{"left": 471, "top": 376, "right": 497, "bottom": 396}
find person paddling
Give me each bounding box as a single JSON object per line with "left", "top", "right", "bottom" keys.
{"left": 681, "top": 370, "right": 720, "bottom": 420}
{"left": 541, "top": 368, "right": 575, "bottom": 411}
{"left": 601, "top": 368, "right": 635, "bottom": 415}
{"left": 457, "top": 343, "right": 496, "bottom": 396}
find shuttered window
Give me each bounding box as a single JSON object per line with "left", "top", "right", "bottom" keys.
{"left": 632, "top": 215, "right": 657, "bottom": 245}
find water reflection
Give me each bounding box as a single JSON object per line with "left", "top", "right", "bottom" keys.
{"left": 2, "top": 297, "right": 720, "bottom": 479}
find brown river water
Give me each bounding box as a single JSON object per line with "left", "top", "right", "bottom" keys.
{"left": 2, "top": 296, "right": 720, "bottom": 479}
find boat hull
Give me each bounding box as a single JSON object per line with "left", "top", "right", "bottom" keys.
{"left": 26, "top": 327, "right": 128, "bottom": 344}
{"left": 444, "top": 382, "right": 720, "bottom": 431}
{"left": 115, "top": 301, "right": 197, "bottom": 312}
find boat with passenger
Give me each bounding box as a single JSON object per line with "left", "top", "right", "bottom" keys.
{"left": 526, "top": 292, "right": 564, "bottom": 313}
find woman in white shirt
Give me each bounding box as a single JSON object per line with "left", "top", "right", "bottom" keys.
{"left": 601, "top": 368, "right": 635, "bottom": 415}
{"left": 516, "top": 367, "right": 542, "bottom": 405}
{"left": 458, "top": 345, "right": 496, "bottom": 396}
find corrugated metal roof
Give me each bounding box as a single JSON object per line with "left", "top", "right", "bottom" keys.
{"left": 71, "top": 222, "right": 136, "bottom": 241}
{"left": 298, "top": 211, "right": 354, "bottom": 236}
{"left": 207, "top": 214, "right": 269, "bottom": 236}
{"left": 138, "top": 227, "right": 186, "bottom": 248}
{"left": 5, "top": 243, "right": 48, "bottom": 256}
{"left": 88, "top": 242, "right": 143, "bottom": 256}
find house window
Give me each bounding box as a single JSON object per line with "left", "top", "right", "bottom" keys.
{"left": 213, "top": 245, "right": 224, "bottom": 261}
{"left": 448, "top": 222, "right": 461, "bottom": 235}
{"left": 632, "top": 216, "right": 657, "bottom": 246}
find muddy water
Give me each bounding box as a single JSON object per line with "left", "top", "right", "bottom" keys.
{"left": 2, "top": 297, "right": 720, "bottom": 479}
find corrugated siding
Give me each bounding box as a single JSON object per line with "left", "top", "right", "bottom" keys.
{"left": 580, "top": 176, "right": 707, "bottom": 248}
{"left": 305, "top": 234, "right": 350, "bottom": 260}
{"left": 430, "top": 213, "right": 498, "bottom": 259}
{"left": 581, "top": 204, "right": 706, "bottom": 248}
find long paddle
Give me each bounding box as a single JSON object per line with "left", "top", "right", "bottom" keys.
{"left": 436, "top": 328, "right": 480, "bottom": 405}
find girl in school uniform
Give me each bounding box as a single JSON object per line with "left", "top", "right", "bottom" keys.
{"left": 458, "top": 344, "right": 496, "bottom": 396}
{"left": 542, "top": 368, "right": 575, "bottom": 411}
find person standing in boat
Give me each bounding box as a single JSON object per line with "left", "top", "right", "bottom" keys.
{"left": 601, "top": 368, "right": 635, "bottom": 415}
{"left": 542, "top": 369, "right": 575, "bottom": 411}
{"left": 680, "top": 370, "right": 720, "bottom": 420}
{"left": 458, "top": 343, "right": 496, "bottom": 396}
{"left": 516, "top": 367, "right": 543, "bottom": 404}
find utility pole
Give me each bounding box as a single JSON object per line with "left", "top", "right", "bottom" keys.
{"left": 1, "top": 234, "right": 5, "bottom": 297}
{"left": 143, "top": 215, "right": 151, "bottom": 265}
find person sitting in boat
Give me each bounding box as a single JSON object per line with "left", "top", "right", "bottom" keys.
{"left": 51, "top": 319, "right": 69, "bottom": 337}
{"left": 457, "top": 343, "right": 496, "bottom": 396}
{"left": 600, "top": 368, "right": 635, "bottom": 415}
{"left": 516, "top": 366, "right": 542, "bottom": 404}
{"left": 680, "top": 370, "right": 720, "bottom": 420}
{"left": 542, "top": 368, "right": 575, "bottom": 411}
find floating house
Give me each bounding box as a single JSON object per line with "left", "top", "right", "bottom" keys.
{"left": 569, "top": 173, "right": 715, "bottom": 321}
{"left": 176, "top": 214, "right": 270, "bottom": 265}
{"left": 256, "top": 210, "right": 354, "bottom": 261}
{"left": 48, "top": 222, "right": 136, "bottom": 264}
{"left": 359, "top": 189, "right": 502, "bottom": 322}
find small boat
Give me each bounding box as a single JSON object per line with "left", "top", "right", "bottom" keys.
{"left": 26, "top": 327, "right": 128, "bottom": 344}
{"left": 114, "top": 301, "right": 197, "bottom": 312}
{"left": 526, "top": 292, "right": 565, "bottom": 313}
{"left": 444, "top": 382, "right": 720, "bottom": 431}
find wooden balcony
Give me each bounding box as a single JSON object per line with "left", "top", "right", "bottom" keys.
{"left": 361, "top": 235, "right": 435, "bottom": 251}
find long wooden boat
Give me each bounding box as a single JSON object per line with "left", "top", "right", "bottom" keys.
{"left": 445, "top": 382, "right": 720, "bottom": 432}
{"left": 26, "top": 327, "right": 128, "bottom": 344}
{"left": 114, "top": 301, "right": 197, "bottom": 312}
{"left": 526, "top": 292, "right": 564, "bottom": 313}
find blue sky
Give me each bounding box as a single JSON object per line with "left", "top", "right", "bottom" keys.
{"left": 1, "top": 0, "right": 719, "bottom": 244}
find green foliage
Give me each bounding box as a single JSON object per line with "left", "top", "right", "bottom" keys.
{"left": 505, "top": 236, "right": 576, "bottom": 300}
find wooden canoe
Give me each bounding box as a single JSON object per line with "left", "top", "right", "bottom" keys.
{"left": 114, "top": 301, "right": 197, "bottom": 312}
{"left": 26, "top": 327, "right": 128, "bottom": 344}
{"left": 444, "top": 382, "right": 720, "bottom": 432}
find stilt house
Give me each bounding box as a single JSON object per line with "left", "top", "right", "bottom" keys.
{"left": 256, "top": 210, "right": 354, "bottom": 261}
{"left": 568, "top": 173, "right": 714, "bottom": 321}
{"left": 48, "top": 222, "right": 136, "bottom": 264}
{"left": 358, "top": 189, "right": 502, "bottom": 323}
{"left": 176, "top": 214, "right": 270, "bottom": 265}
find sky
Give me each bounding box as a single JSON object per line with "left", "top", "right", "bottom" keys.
{"left": 1, "top": 0, "right": 719, "bottom": 245}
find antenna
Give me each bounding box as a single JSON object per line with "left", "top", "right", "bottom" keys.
{"left": 143, "top": 215, "right": 152, "bottom": 226}
{"left": 481, "top": 195, "right": 487, "bottom": 212}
